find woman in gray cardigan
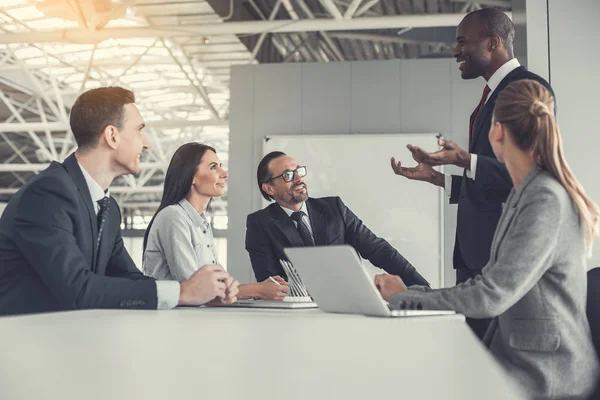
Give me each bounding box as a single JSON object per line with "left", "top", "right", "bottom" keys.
{"left": 379, "top": 80, "right": 600, "bottom": 399}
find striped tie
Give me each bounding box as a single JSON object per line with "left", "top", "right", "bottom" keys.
{"left": 290, "top": 211, "right": 315, "bottom": 246}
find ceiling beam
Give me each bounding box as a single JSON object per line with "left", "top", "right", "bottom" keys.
{"left": 0, "top": 163, "right": 165, "bottom": 173}
{"left": 0, "top": 185, "right": 165, "bottom": 194}
{"left": 344, "top": 0, "right": 364, "bottom": 19}
{"left": 328, "top": 32, "right": 451, "bottom": 47}
{"left": 0, "top": 13, "right": 512, "bottom": 44}
{"left": 0, "top": 119, "right": 228, "bottom": 132}
{"left": 318, "top": 0, "right": 344, "bottom": 19}
{"left": 450, "top": 0, "right": 511, "bottom": 6}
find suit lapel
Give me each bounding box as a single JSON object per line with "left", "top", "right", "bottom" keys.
{"left": 490, "top": 195, "right": 518, "bottom": 260}
{"left": 491, "top": 165, "right": 543, "bottom": 260}
{"left": 470, "top": 66, "right": 527, "bottom": 152}
{"left": 469, "top": 99, "right": 495, "bottom": 152}
{"left": 306, "top": 199, "right": 328, "bottom": 245}
{"left": 268, "top": 204, "right": 304, "bottom": 248}
{"left": 62, "top": 154, "right": 99, "bottom": 269}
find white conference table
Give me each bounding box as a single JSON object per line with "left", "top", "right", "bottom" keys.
{"left": 0, "top": 307, "right": 524, "bottom": 400}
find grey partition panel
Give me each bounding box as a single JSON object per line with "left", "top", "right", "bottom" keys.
{"left": 301, "top": 63, "right": 351, "bottom": 134}
{"left": 254, "top": 63, "right": 303, "bottom": 136}
{"left": 399, "top": 59, "right": 453, "bottom": 134}
{"left": 228, "top": 65, "right": 256, "bottom": 282}
{"left": 350, "top": 60, "right": 401, "bottom": 133}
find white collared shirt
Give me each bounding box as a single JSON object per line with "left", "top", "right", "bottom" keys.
{"left": 485, "top": 58, "right": 521, "bottom": 103}
{"left": 143, "top": 199, "right": 219, "bottom": 282}
{"left": 77, "top": 161, "right": 110, "bottom": 213}
{"left": 444, "top": 58, "right": 521, "bottom": 196}
{"left": 279, "top": 201, "right": 314, "bottom": 237}
{"left": 77, "top": 161, "right": 180, "bottom": 310}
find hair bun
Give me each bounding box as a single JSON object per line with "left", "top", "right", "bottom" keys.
{"left": 529, "top": 100, "right": 551, "bottom": 117}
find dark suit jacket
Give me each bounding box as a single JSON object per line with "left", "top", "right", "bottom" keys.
{"left": 245, "top": 196, "right": 429, "bottom": 287}
{"left": 450, "top": 66, "right": 554, "bottom": 275}
{"left": 0, "top": 154, "right": 157, "bottom": 316}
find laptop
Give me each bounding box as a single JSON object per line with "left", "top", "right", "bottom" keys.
{"left": 284, "top": 245, "right": 456, "bottom": 318}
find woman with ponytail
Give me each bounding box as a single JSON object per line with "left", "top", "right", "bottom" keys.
{"left": 375, "top": 80, "right": 599, "bottom": 399}
{"left": 143, "top": 143, "right": 289, "bottom": 301}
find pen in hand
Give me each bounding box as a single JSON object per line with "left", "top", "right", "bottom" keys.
{"left": 268, "top": 276, "right": 281, "bottom": 286}
{"left": 436, "top": 133, "right": 446, "bottom": 146}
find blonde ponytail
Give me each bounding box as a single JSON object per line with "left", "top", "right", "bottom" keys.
{"left": 494, "top": 79, "right": 600, "bottom": 253}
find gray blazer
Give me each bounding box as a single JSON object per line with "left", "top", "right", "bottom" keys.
{"left": 390, "top": 166, "right": 599, "bottom": 399}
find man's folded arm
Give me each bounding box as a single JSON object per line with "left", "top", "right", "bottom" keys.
{"left": 246, "top": 214, "right": 280, "bottom": 282}
{"left": 337, "top": 197, "right": 430, "bottom": 287}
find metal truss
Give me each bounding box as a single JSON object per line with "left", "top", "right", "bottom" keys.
{"left": 0, "top": 1, "right": 235, "bottom": 215}
{"left": 0, "top": 0, "right": 512, "bottom": 218}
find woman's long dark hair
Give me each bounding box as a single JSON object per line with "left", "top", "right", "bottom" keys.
{"left": 143, "top": 143, "right": 216, "bottom": 251}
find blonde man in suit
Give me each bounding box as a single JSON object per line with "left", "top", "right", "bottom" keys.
{"left": 377, "top": 80, "right": 600, "bottom": 399}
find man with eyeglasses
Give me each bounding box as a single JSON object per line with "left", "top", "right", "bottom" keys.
{"left": 245, "top": 151, "right": 430, "bottom": 287}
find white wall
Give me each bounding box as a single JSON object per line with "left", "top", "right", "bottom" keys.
{"left": 228, "top": 59, "right": 483, "bottom": 286}
{"left": 547, "top": 0, "right": 600, "bottom": 268}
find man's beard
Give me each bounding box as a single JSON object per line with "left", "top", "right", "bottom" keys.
{"left": 288, "top": 182, "right": 308, "bottom": 203}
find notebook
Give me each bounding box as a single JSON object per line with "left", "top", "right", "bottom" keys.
{"left": 221, "top": 298, "right": 317, "bottom": 309}
{"left": 214, "top": 260, "right": 317, "bottom": 309}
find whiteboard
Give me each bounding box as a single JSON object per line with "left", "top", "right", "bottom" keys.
{"left": 264, "top": 134, "right": 444, "bottom": 288}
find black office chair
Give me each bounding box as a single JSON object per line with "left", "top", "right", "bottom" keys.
{"left": 588, "top": 267, "right": 600, "bottom": 359}
{"left": 587, "top": 267, "right": 600, "bottom": 400}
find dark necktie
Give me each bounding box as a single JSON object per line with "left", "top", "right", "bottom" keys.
{"left": 290, "top": 211, "right": 315, "bottom": 246}
{"left": 97, "top": 196, "right": 110, "bottom": 247}
{"left": 469, "top": 84, "right": 491, "bottom": 146}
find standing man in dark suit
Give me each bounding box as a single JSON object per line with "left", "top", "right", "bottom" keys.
{"left": 389, "top": 8, "right": 553, "bottom": 338}
{"left": 0, "top": 87, "right": 238, "bottom": 316}
{"left": 245, "top": 151, "right": 429, "bottom": 287}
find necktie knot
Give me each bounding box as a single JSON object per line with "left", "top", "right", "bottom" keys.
{"left": 290, "top": 211, "right": 306, "bottom": 222}
{"left": 97, "top": 196, "right": 110, "bottom": 211}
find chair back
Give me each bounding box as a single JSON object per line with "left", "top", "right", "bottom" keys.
{"left": 587, "top": 268, "right": 600, "bottom": 360}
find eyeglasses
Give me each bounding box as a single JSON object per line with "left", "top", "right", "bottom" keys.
{"left": 267, "top": 166, "right": 307, "bottom": 183}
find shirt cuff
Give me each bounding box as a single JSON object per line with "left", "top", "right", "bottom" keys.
{"left": 156, "top": 280, "right": 180, "bottom": 309}
{"left": 465, "top": 154, "right": 478, "bottom": 180}
{"left": 444, "top": 174, "right": 452, "bottom": 198}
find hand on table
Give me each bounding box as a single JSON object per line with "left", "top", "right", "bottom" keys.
{"left": 374, "top": 274, "right": 408, "bottom": 302}
{"left": 258, "top": 276, "right": 289, "bottom": 301}
{"left": 179, "top": 264, "right": 232, "bottom": 306}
